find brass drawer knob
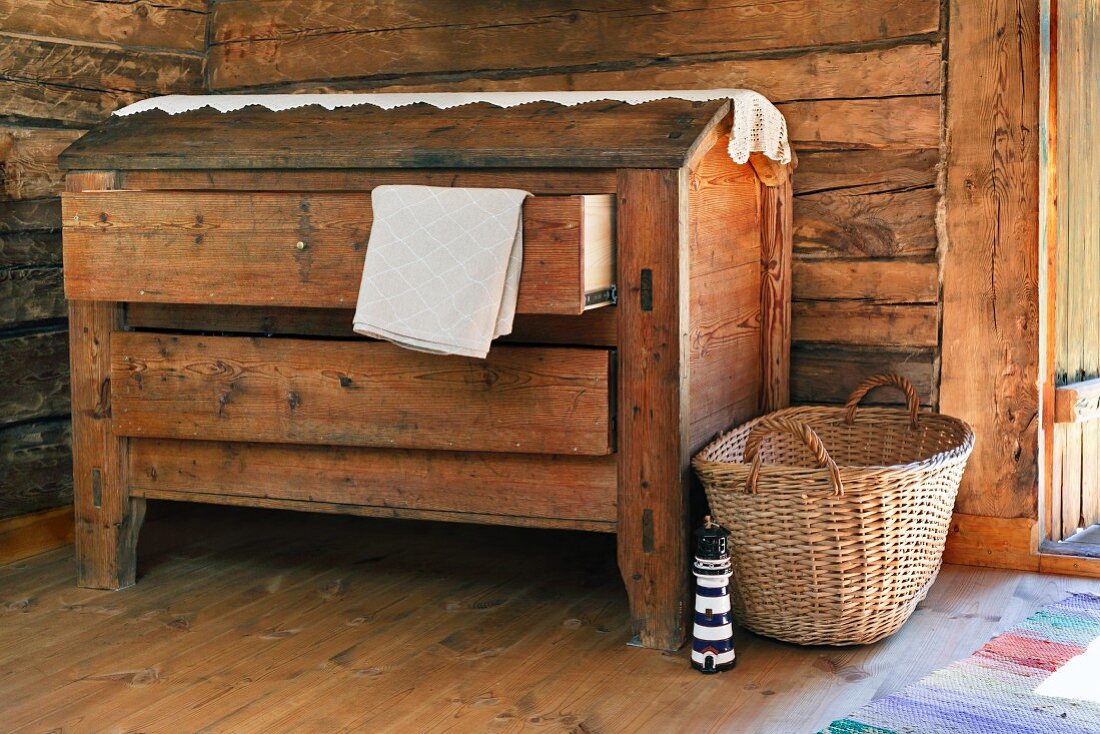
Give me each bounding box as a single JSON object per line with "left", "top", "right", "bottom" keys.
{"left": 296, "top": 240, "right": 307, "bottom": 250}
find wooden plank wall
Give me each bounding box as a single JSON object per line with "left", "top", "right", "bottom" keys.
{"left": 0, "top": 1, "right": 206, "bottom": 528}
{"left": 0, "top": 1, "right": 1050, "bottom": 563}
{"left": 1050, "top": 0, "right": 1100, "bottom": 541}
{"left": 205, "top": 0, "right": 947, "bottom": 413}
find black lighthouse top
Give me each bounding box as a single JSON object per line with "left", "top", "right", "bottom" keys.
{"left": 694, "top": 516, "right": 730, "bottom": 561}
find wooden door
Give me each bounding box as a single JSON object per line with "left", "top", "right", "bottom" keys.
{"left": 1046, "top": 0, "right": 1100, "bottom": 542}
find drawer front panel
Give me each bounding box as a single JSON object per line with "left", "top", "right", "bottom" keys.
{"left": 129, "top": 439, "right": 617, "bottom": 527}
{"left": 63, "top": 191, "right": 613, "bottom": 315}
{"left": 111, "top": 333, "right": 614, "bottom": 456}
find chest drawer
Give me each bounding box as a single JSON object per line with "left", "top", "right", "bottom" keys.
{"left": 110, "top": 333, "right": 615, "bottom": 456}
{"left": 62, "top": 191, "right": 614, "bottom": 315}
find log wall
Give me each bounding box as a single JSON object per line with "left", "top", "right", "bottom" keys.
{"left": 1, "top": 1, "right": 1048, "bottom": 555}
{"left": 0, "top": 1, "right": 206, "bottom": 523}
{"left": 205, "top": 0, "right": 947, "bottom": 415}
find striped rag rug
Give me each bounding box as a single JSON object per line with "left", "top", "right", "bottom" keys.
{"left": 821, "top": 592, "right": 1100, "bottom": 734}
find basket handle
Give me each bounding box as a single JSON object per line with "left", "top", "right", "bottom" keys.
{"left": 743, "top": 415, "right": 844, "bottom": 497}
{"left": 843, "top": 373, "right": 920, "bottom": 429}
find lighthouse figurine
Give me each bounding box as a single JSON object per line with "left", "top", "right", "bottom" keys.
{"left": 691, "top": 516, "right": 735, "bottom": 673}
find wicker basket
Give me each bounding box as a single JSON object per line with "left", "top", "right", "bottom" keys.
{"left": 691, "top": 374, "right": 975, "bottom": 646}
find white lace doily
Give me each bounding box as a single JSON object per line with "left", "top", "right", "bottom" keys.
{"left": 113, "top": 90, "right": 791, "bottom": 165}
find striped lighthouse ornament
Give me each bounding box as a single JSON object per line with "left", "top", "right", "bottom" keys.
{"left": 691, "top": 516, "right": 735, "bottom": 673}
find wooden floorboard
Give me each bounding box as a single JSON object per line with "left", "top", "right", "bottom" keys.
{"left": 0, "top": 504, "right": 1097, "bottom": 733}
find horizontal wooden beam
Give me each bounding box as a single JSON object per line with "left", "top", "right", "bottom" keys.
{"left": 942, "top": 513, "right": 1039, "bottom": 571}
{"left": 1055, "top": 378, "right": 1100, "bottom": 423}
{"left": 133, "top": 488, "right": 615, "bottom": 533}
{"left": 129, "top": 438, "right": 618, "bottom": 525}
{"left": 0, "top": 506, "right": 73, "bottom": 565}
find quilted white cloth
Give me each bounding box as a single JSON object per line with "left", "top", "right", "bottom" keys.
{"left": 353, "top": 185, "right": 529, "bottom": 358}
{"left": 112, "top": 90, "right": 791, "bottom": 165}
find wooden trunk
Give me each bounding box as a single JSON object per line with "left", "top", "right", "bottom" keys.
{"left": 60, "top": 99, "right": 792, "bottom": 650}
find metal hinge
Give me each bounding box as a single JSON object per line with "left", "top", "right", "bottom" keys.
{"left": 584, "top": 285, "right": 617, "bottom": 308}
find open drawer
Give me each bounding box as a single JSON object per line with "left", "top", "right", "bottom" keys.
{"left": 110, "top": 333, "right": 615, "bottom": 456}
{"left": 62, "top": 191, "right": 615, "bottom": 315}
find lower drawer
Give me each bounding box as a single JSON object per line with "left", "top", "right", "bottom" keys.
{"left": 129, "top": 439, "right": 618, "bottom": 530}
{"left": 111, "top": 332, "right": 614, "bottom": 456}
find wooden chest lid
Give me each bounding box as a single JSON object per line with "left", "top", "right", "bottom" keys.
{"left": 59, "top": 98, "right": 730, "bottom": 171}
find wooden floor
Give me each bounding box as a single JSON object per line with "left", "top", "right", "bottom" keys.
{"left": 1, "top": 505, "right": 1098, "bottom": 734}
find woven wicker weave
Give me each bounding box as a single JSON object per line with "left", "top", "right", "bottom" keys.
{"left": 692, "top": 374, "right": 975, "bottom": 646}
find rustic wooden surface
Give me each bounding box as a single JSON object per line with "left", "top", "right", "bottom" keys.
{"left": 0, "top": 328, "right": 69, "bottom": 425}
{"left": 63, "top": 191, "right": 612, "bottom": 315}
{"left": 111, "top": 333, "right": 615, "bottom": 457}
{"left": 1047, "top": 0, "right": 1100, "bottom": 542}
{"left": 129, "top": 439, "right": 617, "bottom": 528}
{"left": 0, "top": 1, "right": 205, "bottom": 529}
{"left": 941, "top": 0, "right": 1042, "bottom": 519}
{"left": 615, "top": 168, "right": 689, "bottom": 650}
{"left": 194, "top": 0, "right": 947, "bottom": 413}
{"left": 69, "top": 298, "right": 144, "bottom": 590}
{"left": 685, "top": 133, "right": 764, "bottom": 450}
{"left": 0, "top": 506, "right": 1096, "bottom": 733}
{"left": 120, "top": 168, "right": 619, "bottom": 195}
{"left": 0, "top": 421, "right": 72, "bottom": 520}
{"left": 757, "top": 167, "right": 793, "bottom": 415}
{"left": 60, "top": 100, "right": 731, "bottom": 171}
{"left": 207, "top": 0, "right": 939, "bottom": 90}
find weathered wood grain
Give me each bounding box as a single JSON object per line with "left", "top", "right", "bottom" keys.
{"left": 0, "top": 35, "right": 203, "bottom": 126}
{"left": 111, "top": 334, "right": 614, "bottom": 457}
{"left": 67, "top": 168, "right": 143, "bottom": 590}
{"left": 0, "top": 34, "right": 204, "bottom": 95}
{"left": 0, "top": 328, "right": 69, "bottom": 427}
{"left": 63, "top": 191, "right": 611, "bottom": 315}
{"left": 794, "top": 186, "right": 939, "bottom": 258}
{"left": 208, "top": 0, "right": 939, "bottom": 89}
{"left": 793, "top": 148, "right": 941, "bottom": 196}
{"left": 129, "top": 439, "right": 617, "bottom": 525}
{"left": 0, "top": 127, "right": 84, "bottom": 200}
{"left": 758, "top": 169, "right": 793, "bottom": 415}
{"left": 941, "top": 0, "right": 1041, "bottom": 518}
{"left": 780, "top": 96, "right": 942, "bottom": 150}
{"left": 121, "top": 168, "right": 619, "bottom": 195}
{"left": 0, "top": 197, "right": 59, "bottom": 233}
{"left": 1, "top": 198, "right": 62, "bottom": 286}
{"left": 0, "top": 420, "right": 72, "bottom": 520}
{"left": 792, "top": 260, "right": 939, "bottom": 303}
{"left": 69, "top": 298, "right": 143, "bottom": 590}
{"left": 0, "top": 0, "right": 208, "bottom": 52}
{"left": 330, "top": 42, "right": 943, "bottom": 103}
{"left": 793, "top": 302, "right": 939, "bottom": 347}
{"left": 616, "top": 168, "right": 689, "bottom": 650}
{"left": 0, "top": 267, "right": 65, "bottom": 328}
{"left": 790, "top": 344, "right": 937, "bottom": 406}
{"left": 687, "top": 133, "right": 767, "bottom": 449}
{"left": 0, "top": 230, "right": 61, "bottom": 269}
{"left": 0, "top": 78, "right": 141, "bottom": 127}
{"left": 60, "top": 99, "right": 730, "bottom": 170}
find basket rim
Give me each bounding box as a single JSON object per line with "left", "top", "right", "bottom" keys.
{"left": 692, "top": 405, "right": 976, "bottom": 474}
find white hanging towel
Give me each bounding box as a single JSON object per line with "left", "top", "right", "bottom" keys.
{"left": 353, "top": 185, "right": 530, "bottom": 358}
